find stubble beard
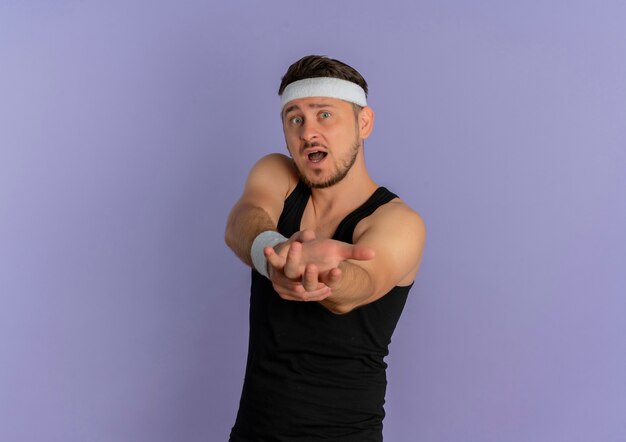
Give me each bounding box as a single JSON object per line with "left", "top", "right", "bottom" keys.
{"left": 296, "top": 138, "right": 360, "bottom": 189}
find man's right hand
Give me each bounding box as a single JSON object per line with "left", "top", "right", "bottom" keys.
{"left": 265, "top": 230, "right": 375, "bottom": 302}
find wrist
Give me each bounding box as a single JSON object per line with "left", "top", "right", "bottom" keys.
{"left": 251, "top": 230, "right": 287, "bottom": 278}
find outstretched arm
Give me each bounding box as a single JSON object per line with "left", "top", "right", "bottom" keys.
{"left": 265, "top": 236, "right": 375, "bottom": 302}
{"left": 265, "top": 202, "right": 426, "bottom": 314}
{"left": 320, "top": 203, "right": 425, "bottom": 313}
{"left": 225, "top": 154, "right": 345, "bottom": 301}
{"left": 224, "top": 154, "right": 296, "bottom": 266}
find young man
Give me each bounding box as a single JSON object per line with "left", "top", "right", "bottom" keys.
{"left": 225, "top": 55, "right": 425, "bottom": 441}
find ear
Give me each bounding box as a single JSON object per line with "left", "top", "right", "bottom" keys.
{"left": 358, "top": 106, "right": 375, "bottom": 139}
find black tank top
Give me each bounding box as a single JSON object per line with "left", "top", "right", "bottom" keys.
{"left": 230, "top": 181, "right": 412, "bottom": 442}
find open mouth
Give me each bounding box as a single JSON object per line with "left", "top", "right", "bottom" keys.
{"left": 307, "top": 151, "right": 327, "bottom": 163}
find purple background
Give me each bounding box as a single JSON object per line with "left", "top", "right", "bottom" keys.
{"left": 1, "top": 1, "right": 625, "bottom": 441}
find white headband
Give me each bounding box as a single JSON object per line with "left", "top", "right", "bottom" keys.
{"left": 280, "top": 77, "right": 367, "bottom": 109}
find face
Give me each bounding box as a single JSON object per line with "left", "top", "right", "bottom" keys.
{"left": 282, "top": 97, "right": 363, "bottom": 189}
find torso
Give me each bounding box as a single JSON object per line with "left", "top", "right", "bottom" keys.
{"left": 230, "top": 180, "right": 413, "bottom": 441}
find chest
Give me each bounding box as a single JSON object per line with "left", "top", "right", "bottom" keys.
{"left": 299, "top": 201, "right": 369, "bottom": 241}
{"left": 299, "top": 207, "right": 342, "bottom": 239}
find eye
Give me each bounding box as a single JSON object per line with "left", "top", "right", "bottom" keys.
{"left": 320, "top": 111, "right": 331, "bottom": 119}
{"left": 290, "top": 116, "right": 303, "bottom": 125}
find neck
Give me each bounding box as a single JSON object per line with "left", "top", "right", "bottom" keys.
{"left": 308, "top": 157, "right": 377, "bottom": 215}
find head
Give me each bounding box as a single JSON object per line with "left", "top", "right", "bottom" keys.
{"left": 278, "top": 55, "right": 374, "bottom": 189}
{"left": 279, "top": 55, "right": 369, "bottom": 117}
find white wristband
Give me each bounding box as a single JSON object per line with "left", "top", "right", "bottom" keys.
{"left": 251, "top": 231, "right": 287, "bottom": 278}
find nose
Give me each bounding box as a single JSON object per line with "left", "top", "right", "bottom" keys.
{"left": 299, "top": 118, "right": 320, "bottom": 142}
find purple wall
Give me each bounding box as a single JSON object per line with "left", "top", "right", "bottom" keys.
{"left": 1, "top": 1, "right": 625, "bottom": 441}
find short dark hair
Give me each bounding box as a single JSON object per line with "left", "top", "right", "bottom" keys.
{"left": 278, "top": 55, "right": 368, "bottom": 97}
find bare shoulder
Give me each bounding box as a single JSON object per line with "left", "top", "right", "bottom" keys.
{"left": 248, "top": 153, "right": 298, "bottom": 183}
{"left": 252, "top": 152, "right": 297, "bottom": 172}
{"left": 244, "top": 153, "right": 300, "bottom": 198}
{"left": 354, "top": 197, "right": 425, "bottom": 281}
{"left": 355, "top": 198, "right": 426, "bottom": 243}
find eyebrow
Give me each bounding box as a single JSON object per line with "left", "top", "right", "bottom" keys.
{"left": 282, "top": 102, "right": 335, "bottom": 117}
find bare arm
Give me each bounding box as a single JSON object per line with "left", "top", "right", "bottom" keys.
{"left": 320, "top": 203, "right": 425, "bottom": 313}
{"left": 224, "top": 153, "right": 297, "bottom": 266}
{"left": 226, "top": 153, "right": 346, "bottom": 301}
{"left": 265, "top": 202, "right": 426, "bottom": 314}
{"left": 265, "top": 237, "right": 375, "bottom": 303}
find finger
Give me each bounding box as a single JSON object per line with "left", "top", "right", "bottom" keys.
{"left": 341, "top": 244, "right": 375, "bottom": 261}
{"left": 265, "top": 246, "right": 286, "bottom": 270}
{"left": 275, "top": 283, "right": 330, "bottom": 302}
{"left": 276, "top": 288, "right": 308, "bottom": 301}
{"left": 283, "top": 241, "right": 303, "bottom": 279}
{"left": 273, "top": 278, "right": 305, "bottom": 292}
{"left": 275, "top": 242, "right": 290, "bottom": 258}
{"left": 300, "top": 283, "right": 331, "bottom": 302}
{"left": 302, "top": 286, "right": 332, "bottom": 302}
{"left": 292, "top": 229, "right": 316, "bottom": 243}
{"left": 323, "top": 267, "right": 343, "bottom": 289}
{"left": 299, "top": 229, "right": 317, "bottom": 242}
{"left": 273, "top": 279, "right": 307, "bottom": 300}
{"left": 302, "top": 264, "right": 319, "bottom": 292}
